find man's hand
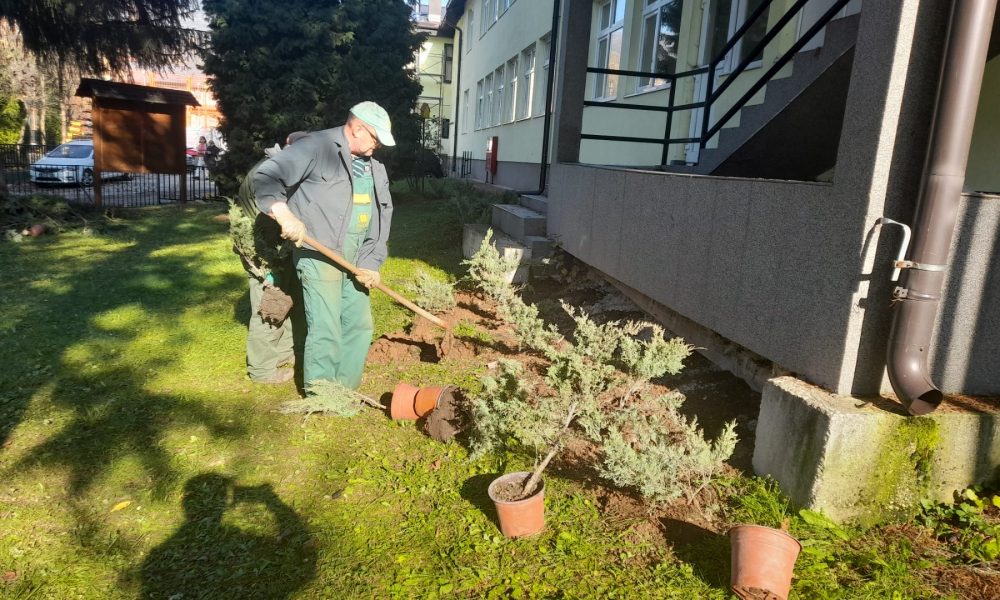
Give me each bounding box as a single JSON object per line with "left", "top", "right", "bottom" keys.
{"left": 270, "top": 202, "right": 306, "bottom": 246}
{"left": 356, "top": 268, "right": 381, "bottom": 289}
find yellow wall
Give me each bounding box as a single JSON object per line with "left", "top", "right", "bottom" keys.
{"left": 417, "top": 33, "right": 455, "bottom": 156}
{"left": 966, "top": 56, "right": 1000, "bottom": 194}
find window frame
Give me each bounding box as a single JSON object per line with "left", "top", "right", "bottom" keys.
{"left": 635, "top": 0, "right": 682, "bottom": 93}
{"left": 593, "top": 0, "right": 626, "bottom": 101}
{"left": 443, "top": 43, "right": 454, "bottom": 83}
{"left": 516, "top": 44, "right": 535, "bottom": 121}
{"left": 493, "top": 65, "right": 505, "bottom": 127}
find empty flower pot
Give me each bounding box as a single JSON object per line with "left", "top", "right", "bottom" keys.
{"left": 487, "top": 471, "right": 545, "bottom": 538}
{"left": 728, "top": 525, "right": 802, "bottom": 600}
{"left": 414, "top": 385, "right": 453, "bottom": 418}
{"left": 390, "top": 382, "right": 420, "bottom": 419}
{"left": 390, "top": 383, "right": 452, "bottom": 420}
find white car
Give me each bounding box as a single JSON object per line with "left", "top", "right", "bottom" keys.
{"left": 29, "top": 139, "right": 125, "bottom": 186}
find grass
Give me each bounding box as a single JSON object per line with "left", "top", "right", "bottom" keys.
{"left": 0, "top": 192, "right": 990, "bottom": 599}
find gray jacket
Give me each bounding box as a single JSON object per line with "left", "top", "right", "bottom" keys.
{"left": 253, "top": 127, "right": 393, "bottom": 270}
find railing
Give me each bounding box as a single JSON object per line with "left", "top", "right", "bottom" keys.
{"left": 460, "top": 150, "right": 474, "bottom": 178}
{"left": 581, "top": 0, "right": 854, "bottom": 166}
{"left": 1, "top": 144, "right": 219, "bottom": 207}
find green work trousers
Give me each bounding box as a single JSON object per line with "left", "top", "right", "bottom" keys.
{"left": 294, "top": 231, "right": 373, "bottom": 390}
{"left": 247, "top": 275, "right": 295, "bottom": 381}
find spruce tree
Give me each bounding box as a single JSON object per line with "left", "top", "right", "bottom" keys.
{"left": 0, "top": 1, "right": 200, "bottom": 74}
{"left": 201, "top": 0, "right": 424, "bottom": 191}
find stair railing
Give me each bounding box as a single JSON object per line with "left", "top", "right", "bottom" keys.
{"left": 581, "top": 0, "right": 854, "bottom": 166}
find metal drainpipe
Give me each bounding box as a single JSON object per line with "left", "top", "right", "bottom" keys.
{"left": 447, "top": 22, "right": 463, "bottom": 174}
{"left": 885, "top": 0, "right": 998, "bottom": 416}
{"left": 518, "top": 0, "right": 561, "bottom": 196}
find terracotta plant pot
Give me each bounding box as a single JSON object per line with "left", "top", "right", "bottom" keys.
{"left": 390, "top": 382, "right": 420, "bottom": 420}
{"left": 414, "top": 385, "right": 453, "bottom": 418}
{"left": 728, "top": 525, "right": 802, "bottom": 600}
{"left": 487, "top": 471, "right": 545, "bottom": 538}
{"left": 390, "top": 383, "right": 453, "bottom": 420}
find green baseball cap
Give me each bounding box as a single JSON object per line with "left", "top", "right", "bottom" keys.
{"left": 350, "top": 101, "right": 396, "bottom": 147}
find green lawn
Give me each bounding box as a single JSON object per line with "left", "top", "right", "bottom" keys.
{"left": 0, "top": 196, "right": 991, "bottom": 599}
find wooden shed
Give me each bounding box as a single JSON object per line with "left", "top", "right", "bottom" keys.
{"left": 75, "top": 78, "right": 200, "bottom": 206}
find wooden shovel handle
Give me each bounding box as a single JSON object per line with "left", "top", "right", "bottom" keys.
{"left": 302, "top": 235, "right": 449, "bottom": 330}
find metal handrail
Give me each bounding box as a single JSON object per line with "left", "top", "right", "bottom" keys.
{"left": 581, "top": 0, "right": 854, "bottom": 164}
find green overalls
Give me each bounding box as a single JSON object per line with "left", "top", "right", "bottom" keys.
{"left": 294, "top": 156, "right": 376, "bottom": 390}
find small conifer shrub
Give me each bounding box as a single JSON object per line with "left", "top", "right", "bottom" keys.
{"left": 408, "top": 270, "right": 457, "bottom": 314}
{"left": 465, "top": 237, "right": 737, "bottom": 504}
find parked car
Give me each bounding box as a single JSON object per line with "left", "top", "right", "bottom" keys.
{"left": 29, "top": 139, "right": 126, "bottom": 186}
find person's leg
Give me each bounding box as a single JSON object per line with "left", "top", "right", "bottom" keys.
{"left": 336, "top": 276, "right": 374, "bottom": 390}
{"left": 246, "top": 275, "right": 289, "bottom": 382}
{"left": 295, "top": 250, "right": 345, "bottom": 388}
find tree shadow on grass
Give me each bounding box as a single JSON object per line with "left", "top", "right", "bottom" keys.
{"left": 131, "top": 472, "right": 317, "bottom": 600}
{"left": 661, "top": 517, "right": 732, "bottom": 592}
{"left": 0, "top": 206, "right": 260, "bottom": 572}
{"left": 10, "top": 364, "right": 244, "bottom": 499}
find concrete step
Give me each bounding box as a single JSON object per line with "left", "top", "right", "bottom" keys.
{"left": 492, "top": 203, "right": 546, "bottom": 240}
{"left": 462, "top": 223, "right": 531, "bottom": 283}
{"left": 519, "top": 194, "right": 549, "bottom": 215}
{"left": 523, "top": 235, "right": 554, "bottom": 259}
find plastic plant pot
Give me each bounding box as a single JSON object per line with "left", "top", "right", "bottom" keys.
{"left": 728, "top": 524, "right": 802, "bottom": 600}
{"left": 413, "top": 385, "right": 453, "bottom": 418}
{"left": 487, "top": 471, "right": 545, "bottom": 538}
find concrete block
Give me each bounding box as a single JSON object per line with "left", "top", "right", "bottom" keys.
{"left": 520, "top": 194, "right": 549, "bottom": 215}
{"left": 754, "top": 376, "right": 1000, "bottom": 524}
{"left": 523, "top": 235, "right": 554, "bottom": 259}
{"left": 491, "top": 204, "right": 546, "bottom": 240}
{"left": 462, "top": 223, "right": 531, "bottom": 284}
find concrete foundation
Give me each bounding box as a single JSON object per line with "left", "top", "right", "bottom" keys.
{"left": 462, "top": 223, "right": 530, "bottom": 283}
{"left": 754, "top": 376, "right": 1000, "bottom": 524}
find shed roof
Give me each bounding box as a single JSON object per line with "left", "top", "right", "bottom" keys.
{"left": 75, "top": 78, "right": 200, "bottom": 107}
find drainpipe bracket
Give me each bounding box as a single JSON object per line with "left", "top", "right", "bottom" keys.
{"left": 892, "top": 260, "right": 947, "bottom": 273}
{"left": 892, "top": 286, "right": 940, "bottom": 302}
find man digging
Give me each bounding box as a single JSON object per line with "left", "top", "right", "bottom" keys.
{"left": 254, "top": 102, "right": 395, "bottom": 392}
{"left": 230, "top": 131, "right": 308, "bottom": 384}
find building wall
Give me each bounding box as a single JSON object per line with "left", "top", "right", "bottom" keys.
{"left": 966, "top": 56, "right": 1000, "bottom": 194}
{"left": 550, "top": 0, "right": 1000, "bottom": 396}
{"left": 451, "top": 0, "right": 555, "bottom": 188}
{"left": 416, "top": 33, "right": 455, "bottom": 157}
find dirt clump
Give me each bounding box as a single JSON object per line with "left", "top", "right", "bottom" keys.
{"left": 424, "top": 389, "right": 466, "bottom": 443}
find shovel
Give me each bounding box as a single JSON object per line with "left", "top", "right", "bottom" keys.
{"left": 302, "top": 235, "right": 454, "bottom": 357}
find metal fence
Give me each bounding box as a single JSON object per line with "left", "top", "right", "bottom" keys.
{"left": 460, "top": 150, "right": 473, "bottom": 178}
{"left": 1, "top": 143, "right": 220, "bottom": 207}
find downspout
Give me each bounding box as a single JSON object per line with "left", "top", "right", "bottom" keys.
{"left": 519, "top": 0, "right": 561, "bottom": 195}
{"left": 447, "top": 22, "right": 463, "bottom": 174}
{"left": 885, "top": 0, "right": 997, "bottom": 416}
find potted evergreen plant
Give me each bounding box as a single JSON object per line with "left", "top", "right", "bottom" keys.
{"left": 465, "top": 232, "right": 737, "bottom": 537}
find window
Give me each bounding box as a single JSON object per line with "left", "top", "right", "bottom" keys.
{"left": 467, "top": 9, "right": 474, "bottom": 51}
{"left": 481, "top": 0, "right": 491, "bottom": 34}
{"left": 516, "top": 44, "right": 535, "bottom": 120}
{"left": 418, "top": 0, "right": 430, "bottom": 19}
{"left": 504, "top": 56, "right": 518, "bottom": 123}
{"left": 476, "top": 80, "right": 484, "bottom": 129}
{"left": 441, "top": 118, "right": 450, "bottom": 139}
{"left": 484, "top": 73, "right": 493, "bottom": 127}
{"left": 463, "top": 89, "right": 470, "bottom": 133}
{"left": 704, "top": 0, "right": 768, "bottom": 70}
{"left": 638, "top": 0, "right": 682, "bottom": 90}
{"left": 594, "top": 0, "right": 625, "bottom": 99}
{"left": 538, "top": 34, "right": 551, "bottom": 116}
{"left": 443, "top": 43, "right": 454, "bottom": 83}
{"left": 493, "top": 66, "right": 505, "bottom": 126}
